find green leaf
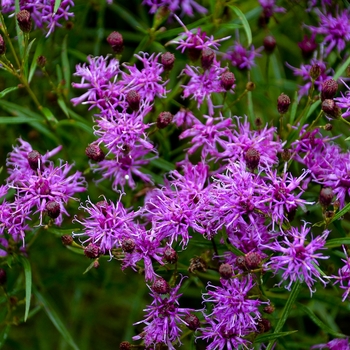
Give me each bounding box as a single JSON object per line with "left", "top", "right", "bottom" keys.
{"left": 297, "top": 303, "right": 345, "bottom": 338}
{"left": 0, "top": 324, "right": 11, "bottom": 348}
{"left": 326, "top": 237, "right": 350, "bottom": 249}
{"left": 34, "top": 288, "right": 80, "bottom": 350}
{"left": 54, "top": 0, "right": 62, "bottom": 13}
{"left": 41, "top": 107, "right": 58, "bottom": 124}
{"left": 56, "top": 119, "right": 93, "bottom": 134}
{"left": 222, "top": 228, "right": 245, "bottom": 256}
{"left": 0, "top": 86, "right": 18, "bottom": 99}
{"left": 255, "top": 330, "right": 298, "bottom": 343}
{"left": 330, "top": 201, "right": 350, "bottom": 223}
{"left": 229, "top": 6, "right": 252, "bottom": 46}
{"left": 0, "top": 100, "right": 43, "bottom": 120}
{"left": 150, "top": 158, "right": 175, "bottom": 172}
{"left": 266, "top": 282, "right": 301, "bottom": 350}
{"left": 334, "top": 54, "right": 350, "bottom": 80}
{"left": 61, "top": 35, "right": 70, "bottom": 96}
{"left": 57, "top": 97, "right": 70, "bottom": 118}
{"left": 29, "top": 37, "right": 44, "bottom": 83}
{"left": 0, "top": 116, "right": 39, "bottom": 124}
{"left": 110, "top": 3, "right": 146, "bottom": 32}
{"left": 18, "top": 256, "right": 32, "bottom": 322}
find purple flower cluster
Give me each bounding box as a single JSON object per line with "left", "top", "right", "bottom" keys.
{"left": 142, "top": 0, "right": 207, "bottom": 17}
{"left": 1, "top": 0, "right": 74, "bottom": 36}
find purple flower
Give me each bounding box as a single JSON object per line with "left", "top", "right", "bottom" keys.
{"left": 330, "top": 246, "right": 350, "bottom": 302}
{"left": 259, "top": 0, "right": 286, "bottom": 19}
{"left": 286, "top": 58, "right": 332, "bottom": 99}
{"left": 133, "top": 276, "right": 195, "bottom": 349}
{"left": 73, "top": 195, "right": 137, "bottom": 256}
{"left": 264, "top": 222, "right": 329, "bottom": 294}
{"left": 71, "top": 55, "right": 120, "bottom": 108}
{"left": 311, "top": 338, "right": 350, "bottom": 350}
{"left": 198, "top": 275, "right": 264, "bottom": 349}
{"left": 179, "top": 114, "right": 232, "bottom": 159}
{"left": 225, "top": 41, "right": 263, "bottom": 70}
{"left": 181, "top": 60, "right": 233, "bottom": 116}
{"left": 172, "top": 108, "right": 198, "bottom": 128}
{"left": 2, "top": 0, "right": 75, "bottom": 36}
{"left": 118, "top": 52, "right": 168, "bottom": 104}
{"left": 334, "top": 79, "right": 350, "bottom": 118}
{"left": 142, "top": 0, "right": 207, "bottom": 16}
{"left": 306, "top": 9, "right": 350, "bottom": 55}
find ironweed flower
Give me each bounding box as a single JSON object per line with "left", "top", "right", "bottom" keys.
{"left": 133, "top": 276, "right": 195, "bottom": 349}
{"left": 311, "top": 338, "right": 350, "bottom": 350}
{"left": 330, "top": 246, "right": 350, "bottom": 302}
{"left": 225, "top": 41, "right": 263, "bottom": 70}
{"left": 142, "top": 0, "right": 207, "bottom": 16}
{"left": 259, "top": 0, "right": 286, "bottom": 19}
{"left": 334, "top": 79, "right": 350, "bottom": 118}
{"left": 306, "top": 9, "right": 350, "bottom": 55}
{"left": 264, "top": 222, "right": 329, "bottom": 295}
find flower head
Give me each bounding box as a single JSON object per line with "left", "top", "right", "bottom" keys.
{"left": 225, "top": 42, "right": 263, "bottom": 70}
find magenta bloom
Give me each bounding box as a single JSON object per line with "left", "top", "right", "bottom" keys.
{"left": 330, "top": 246, "right": 350, "bottom": 302}
{"left": 265, "top": 223, "right": 329, "bottom": 294}
{"left": 306, "top": 9, "right": 350, "bottom": 55}
{"left": 259, "top": 0, "right": 286, "bottom": 18}
{"left": 334, "top": 79, "right": 350, "bottom": 118}
{"left": 225, "top": 42, "right": 263, "bottom": 70}
{"left": 133, "top": 277, "right": 195, "bottom": 350}
{"left": 142, "top": 0, "right": 207, "bottom": 16}
{"left": 311, "top": 338, "right": 350, "bottom": 350}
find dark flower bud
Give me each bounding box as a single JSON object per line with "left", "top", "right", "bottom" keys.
{"left": 263, "top": 35, "right": 276, "bottom": 54}
{"left": 219, "top": 263, "right": 233, "bottom": 279}
{"left": 263, "top": 305, "right": 275, "bottom": 314}
{"left": 255, "top": 117, "right": 263, "bottom": 128}
{"left": 201, "top": 48, "right": 215, "bottom": 70}
{"left": 277, "top": 93, "right": 291, "bottom": 114}
{"left": 324, "top": 123, "right": 332, "bottom": 131}
{"left": 298, "top": 35, "right": 317, "bottom": 59}
{"left": 245, "top": 251, "right": 262, "bottom": 269}
{"left": 236, "top": 255, "right": 246, "bottom": 269}
{"left": 16, "top": 10, "right": 32, "bottom": 33}
{"left": 184, "top": 314, "right": 200, "bottom": 331}
{"left": 96, "top": 200, "right": 109, "bottom": 216}
{"left": 319, "top": 187, "right": 334, "bottom": 207}
{"left": 119, "top": 341, "right": 131, "bottom": 350}
{"left": 27, "top": 150, "right": 42, "bottom": 171}
{"left": 152, "top": 278, "right": 170, "bottom": 294}
{"left": 61, "top": 235, "right": 73, "bottom": 246}
{"left": 221, "top": 71, "right": 235, "bottom": 90}
{"left": 244, "top": 148, "right": 260, "bottom": 170}
{"left": 0, "top": 269, "right": 7, "bottom": 286}
{"left": 246, "top": 81, "right": 256, "bottom": 91}
{"left": 322, "top": 99, "right": 341, "bottom": 119}
{"left": 188, "top": 256, "right": 207, "bottom": 273}
{"left": 281, "top": 149, "right": 291, "bottom": 162}
{"left": 161, "top": 52, "right": 175, "bottom": 71}
{"left": 257, "top": 318, "right": 272, "bottom": 333}
{"left": 126, "top": 90, "right": 141, "bottom": 111}
{"left": 321, "top": 79, "right": 338, "bottom": 101}
{"left": 93, "top": 261, "right": 100, "bottom": 269}
{"left": 46, "top": 201, "right": 60, "bottom": 219}
{"left": 157, "top": 111, "right": 173, "bottom": 129}
{"left": 84, "top": 243, "right": 100, "bottom": 259}
{"left": 85, "top": 144, "right": 105, "bottom": 162}
{"left": 106, "top": 31, "right": 124, "bottom": 54}
{"left": 0, "top": 35, "right": 6, "bottom": 55}
{"left": 163, "top": 246, "right": 178, "bottom": 264}
{"left": 310, "top": 63, "right": 321, "bottom": 80}
{"left": 121, "top": 238, "right": 135, "bottom": 253}
{"left": 37, "top": 55, "right": 47, "bottom": 68}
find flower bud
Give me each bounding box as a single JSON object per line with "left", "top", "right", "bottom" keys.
{"left": 321, "top": 79, "right": 338, "bottom": 101}
{"left": 298, "top": 35, "right": 317, "bottom": 59}
{"left": 188, "top": 256, "right": 207, "bottom": 273}
{"left": 46, "top": 201, "right": 60, "bottom": 219}
{"left": 221, "top": 71, "right": 235, "bottom": 91}
{"left": 310, "top": 63, "right": 321, "bottom": 80}
{"left": 219, "top": 263, "right": 233, "bottom": 279}
{"left": 93, "top": 261, "right": 100, "bottom": 269}
{"left": 121, "top": 238, "right": 135, "bottom": 253}
{"left": 322, "top": 99, "right": 341, "bottom": 119}
{"left": 85, "top": 144, "right": 105, "bottom": 162}
{"left": 281, "top": 149, "right": 291, "bottom": 162}
{"left": 319, "top": 187, "right": 334, "bottom": 207}
{"left": 27, "top": 150, "right": 42, "bottom": 171}
{"left": 188, "top": 47, "right": 201, "bottom": 62}
{"left": 201, "top": 48, "right": 215, "bottom": 70}
{"left": 236, "top": 255, "right": 246, "bottom": 269}
{"left": 119, "top": 341, "right": 131, "bottom": 350}
{"left": 0, "top": 269, "right": 7, "bottom": 286}
{"left": 157, "top": 111, "right": 173, "bottom": 129}
{"left": 84, "top": 243, "right": 100, "bottom": 259}
{"left": 152, "top": 278, "right": 170, "bottom": 294}
{"left": 263, "top": 35, "right": 276, "bottom": 54}
{"left": 16, "top": 10, "right": 32, "bottom": 33}
{"left": 277, "top": 93, "right": 291, "bottom": 114}
{"left": 0, "top": 35, "right": 6, "bottom": 55}
{"left": 245, "top": 251, "right": 262, "bottom": 269}
{"left": 246, "top": 81, "right": 256, "bottom": 91}
{"left": 163, "top": 246, "right": 178, "bottom": 264}
{"left": 161, "top": 52, "right": 175, "bottom": 71}
{"left": 126, "top": 90, "right": 141, "bottom": 111}
{"left": 324, "top": 123, "right": 332, "bottom": 131}
{"left": 263, "top": 305, "right": 275, "bottom": 314}
{"left": 257, "top": 318, "right": 272, "bottom": 333}
{"left": 37, "top": 55, "right": 47, "bottom": 68}
{"left": 106, "top": 31, "right": 124, "bottom": 54}
{"left": 255, "top": 117, "right": 263, "bottom": 128}
{"left": 61, "top": 235, "right": 73, "bottom": 246}
{"left": 184, "top": 314, "right": 200, "bottom": 331}
{"left": 244, "top": 148, "right": 260, "bottom": 170}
